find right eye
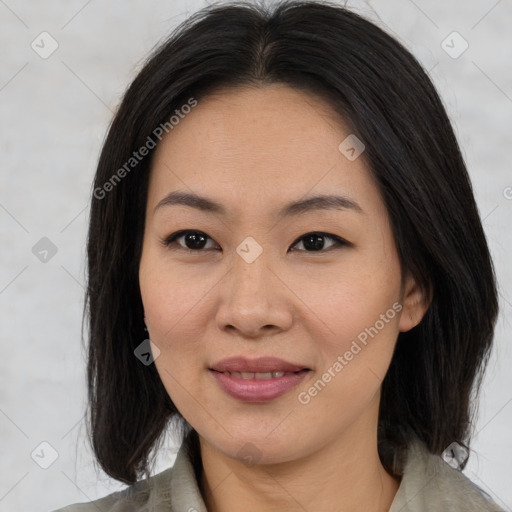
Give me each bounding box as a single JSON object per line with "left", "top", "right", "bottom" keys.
{"left": 161, "top": 230, "right": 220, "bottom": 253}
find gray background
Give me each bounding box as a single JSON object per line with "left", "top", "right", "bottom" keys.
{"left": 1, "top": 0, "right": 511, "bottom": 510}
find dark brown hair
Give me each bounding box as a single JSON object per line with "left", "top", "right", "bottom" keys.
{"left": 84, "top": 0, "right": 499, "bottom": 484}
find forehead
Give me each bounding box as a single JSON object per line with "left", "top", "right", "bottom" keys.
{"left": 147, "top": 84, "right": 383, "bottom": 219}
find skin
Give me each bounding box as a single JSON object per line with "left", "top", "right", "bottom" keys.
{"left": 139, "top": 83, "right": 429, "bottom": 512}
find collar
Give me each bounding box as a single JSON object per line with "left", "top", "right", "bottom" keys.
{"left": 167, "top": 432, "right": 502, "bottom": 512}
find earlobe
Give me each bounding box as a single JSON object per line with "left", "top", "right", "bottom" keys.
{"left": 398, "top": 274, "right": 432, "bottom": 333}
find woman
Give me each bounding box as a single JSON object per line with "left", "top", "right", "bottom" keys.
{"left": 53, "top": 1, "right": 504, "bottom": 510}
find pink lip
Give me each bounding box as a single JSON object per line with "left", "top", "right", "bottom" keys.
{"left": 209, "top": 357, "right": 310, "bottom": 402}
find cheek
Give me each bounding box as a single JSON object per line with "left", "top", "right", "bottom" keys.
{"left": 138, "top": 255, "right": 221, "bottom": 416}
{"left": 139, "top": 249, "right": 214, "bottom": 346}
{"left": 139, "top": 259, "right": 210, "bottom": 414}
{"left": 295, "top": 281, "right": 401, "bottom": 416}
{"left": 302, "top": 254, "right": 401, "bottom": 338}
{"left": 298, "top": 253, "right": 402, "bottom": 387}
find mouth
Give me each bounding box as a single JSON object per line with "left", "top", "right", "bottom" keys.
{"left": 208, "top": 356, "right": 311, "bottom": 402}
{"left": 210, "top": 370, "right": 307, "bottom": 380}
{"left": 209, "top": 355, "right": 310, "bottom": 374}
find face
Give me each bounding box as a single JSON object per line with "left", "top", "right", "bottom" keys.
{"left": 139, "top": 84, "right": 426, "bottom": 465}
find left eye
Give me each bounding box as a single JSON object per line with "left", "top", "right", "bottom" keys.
{"left": 290, "top": 232, "right": 347, "bottom": 252}
{"left": 162, "top": 230, "right": 348, "bottom": 253}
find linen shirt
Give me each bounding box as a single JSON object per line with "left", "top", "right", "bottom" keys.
{"left": 52, "top": 434, "right": 505, "bottom": 511}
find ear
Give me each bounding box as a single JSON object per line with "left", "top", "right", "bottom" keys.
{"left": 398, "top": 273, "right": 432, "bottom": 333}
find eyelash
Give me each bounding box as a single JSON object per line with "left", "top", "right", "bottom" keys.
{"left": 161, "top": 230, "right": 349, "bottom": 254}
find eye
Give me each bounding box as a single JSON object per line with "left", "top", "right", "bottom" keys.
{"left": 161, "top": 230, "right": 348, "bottom": 253}
{"left": 289, "top": 232, "right": 348, "bottom": 252}
{"left": 162, "top": 230, "right": 219, "bottom": 253}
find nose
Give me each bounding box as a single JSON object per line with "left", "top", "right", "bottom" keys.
{"left": 215, "top": 242, "right": 293, "bottom": 339}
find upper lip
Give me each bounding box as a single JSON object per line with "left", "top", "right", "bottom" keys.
{"left": 210, "top": 356, "right": 309, "bottom": 373}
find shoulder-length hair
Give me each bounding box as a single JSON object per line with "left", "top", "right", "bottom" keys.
{"left": 85, "top": 0, "right": 499, "bottom": 484}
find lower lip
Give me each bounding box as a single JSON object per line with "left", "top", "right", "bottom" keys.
{"left": 210, "top": 369, "right": 309, "bottom": 402}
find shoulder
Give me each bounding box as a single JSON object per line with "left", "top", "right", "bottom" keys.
{"left": 50, "top": 465, "right": 175, "bottom": 512}
{"left": 390, "top": 437, "right": 505, "bottom": 512}
{"left": 50, "top": 431, "right": 205, "bottom": 512}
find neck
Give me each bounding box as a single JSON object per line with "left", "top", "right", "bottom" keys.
{"left": 198, "top": 415, "right": 400, "bottom": 512}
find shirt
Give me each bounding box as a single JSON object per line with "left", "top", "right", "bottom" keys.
{"left": 51, "top": 432, "right": 506, "bottom": 511}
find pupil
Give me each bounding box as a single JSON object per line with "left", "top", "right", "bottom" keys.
{"left": 304, "top": 234, "right": 324, "bottom": 251}
{"left": 186, "top": 232, "right": 207, "bottom": 249}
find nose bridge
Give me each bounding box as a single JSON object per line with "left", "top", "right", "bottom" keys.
{"left": 216, "top": 233, "right": 290, "bottom": 335}
{"left": 230, "top": 234, "right": 271, "bottom": 298}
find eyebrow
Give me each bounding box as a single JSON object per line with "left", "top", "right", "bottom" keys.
{"left": 154, "top": 190, "right": 364, "bottom": 218}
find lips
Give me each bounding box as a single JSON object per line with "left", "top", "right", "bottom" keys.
{"left": 222, "top": 370, "right": 294, "bottom": 380}
{"left": 209, "top": 356, "right": 310, "bottom": 402}
{"left": 210, "top": 356, "right": 309, "bottom": 374}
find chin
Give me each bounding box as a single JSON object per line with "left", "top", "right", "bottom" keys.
{"left": 206, "top": 430, "right": 305, "bottom": 466}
